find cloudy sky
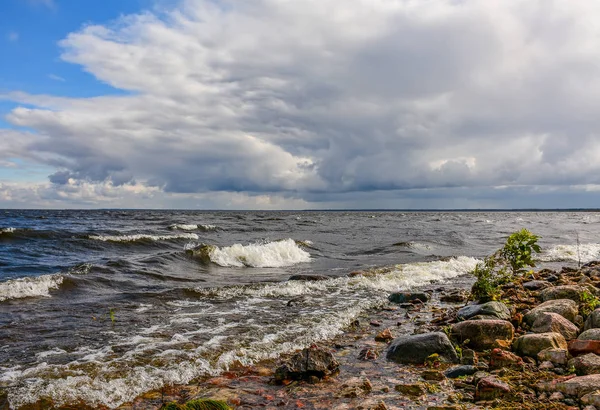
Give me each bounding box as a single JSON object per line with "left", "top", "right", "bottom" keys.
{"left": 1, "top": 0, "right": 599, "bottom": 209}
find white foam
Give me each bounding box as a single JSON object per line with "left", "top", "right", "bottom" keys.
{"left": 207, "top": 238, "right": 311, "bottom": 267}
{"left": 0, "top": 227, "right": 16, "bottom": 233}
{"left": 540, "top": 243, "right": 600, "bottom": 264}
{"left": 169, "top": 224, "right": 217, "bottom": 231}
{"left": 89, "top": 233, "right": 199, "bottom": 242}
{"left": 0, "top": 274, "right": 64, "bottom": 302}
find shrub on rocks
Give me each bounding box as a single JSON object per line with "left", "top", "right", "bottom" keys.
{"left": 531, "top": 312, "right": 579, "bottom": 340}
{"left": 523, "top": 299, "right": 578, "bottom": 325}
{"left": 450, "top": 319, "right": 514, "bottom": 350}
{"left": 387, "top": 332, "right": 459, "bottom": 364}
{"left": 513, "top": 332, "right": 568, "bottom": 358}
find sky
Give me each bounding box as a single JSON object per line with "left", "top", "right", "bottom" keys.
{"left": 1, "top": 0, "right": 600, "bottom": 209}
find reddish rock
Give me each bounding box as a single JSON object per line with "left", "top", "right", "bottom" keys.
{"left": 475, "top": 376, "right": 511, "bottom": 401}
{"left": 538, "top": 374, "right": 600, "bottom": 398}
{"left": 489, "top": 348, "right": 523, "bottom": 370}
{"left": 375, "top": 328, "right": 394, "bottom": 343}
{"left": 569, "top": 339, "right": 600, "bottom": 357}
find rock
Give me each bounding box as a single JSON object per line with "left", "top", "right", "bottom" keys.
{"left": 548, "top": 391, "right": 564, "bottom": 401}
{"left": 274, "top": 347, "right": 340, "bottom": 382}
{"left": 422, "top": 369, "right": 446, "bottom": 381}
{"left": 580, "top": 329, "right": 600, "bottom": 341}
{"left": 444, "top": 365, "right": 478, "bottom": 378}
{"left": 539, "top": 360, "right": 554, "bottom": 370}
{"left": 450, "top": 319, "right": 514, "bottom": 350}
{"left": 375, "top": 328, "right": 394, "bottom": 343}
{"left": 387, "top": 332, "right": 459, "bottom": 364}
{"left": 585, "top": 309, "right": 600, "bottom": 330}
{"left": 358, "top": 347, "right": 379, "bottom": 360}
{"left": 513, "top": 332, "right": 568, "bottom": 358}
{"left": 538, "top": 374, "right": 600, "bottom": 398}
{"left": 538, "top": 348, "right": 569, "bottom": 366}
{"left": 489, "top": 348, "right": 523, "bottom": 370}
{"left": 288, "top": 274, "right": 330, "bottom": 281}
{"left": 540, "top": 285, "right": 586, "bottom": 303}
{"left": 523, "top": 299, "right": 579, "bottom": 325}
{"left": 475, "top": 376, "right": 511, "bottom": 401}
{"left": 440, "top": 289, "right": 468, "bottom": 303}
{"left": 394, "top": 383, "right": 426, "bottom": 396}
{"left": 388, "top": 291, "right": 429, "bottom": 304}
{"left": 457, "top": 301, "right": 511, "bottom": 321}
{"left": 531, "top": 312, "right": 580, "bottom": 340}
{"left": 581, "top": 390, "right": 600, "bottom": 407}
{"left": 461, "top": 349, "right": 477, "bottom": 365}
{"left": 340, "top": 377, "right": 373, "bottom": 398}
{"left": 569, "top": 353, "right": 600, "bottom": 376}
{"left": 523, "top": 280, "right": 551, "bottom": 290}
{"left": 569, "top": 340, "right": 600, "bottom": 357}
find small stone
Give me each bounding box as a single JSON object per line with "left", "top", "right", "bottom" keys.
{"left": 461, "top": 348, "right": 477, "bottom": 365}
{"left": 422, "top": 369, "right": 446, "bottom": 381}
{"left": 568, "top": 353, "right": 600, "bottom": 376}
{"left": 539, "top": 360, "right": 554, "bottom": 370}
{"left": 538, "top": 348, "right": 569, "bottom": 366}
{"left": 358, "top": 347, "right": 379, "bottom": 360}
{"left": 288, "top": 274, "right": 330, "bottom": 281}
{"left": 388, "top": 291, "right": 429, "bottom": 304}
{"left": 395, "top": 383, "right": 426, "bottom": 396}
{"left": 450, "top": 319, "right": 514, "bottom": 350}
{"left": 513, "top": 332, "right": 568, "bottom": 358}
{"left": 475, "top": 376, "right": 511, "bottom": 401}
{"left": 371, "top": 401, "right": 389, "bottom": 410}
{"left": 548, "top": 391, "right": 564, "bottom": 401}
{"left": 370, "top": 320, "right": 382, "bottom": 327}
{"left": 457, "top": 301, "right": 511, "bottom": 321}
{"left": 537, "top": 374, "right": 600, "bottom": 398}
{"left": 444, "top": 365, "right": 477, "bottom": 379}
{"left": 489, "top": 348, "right": 523, "bottom": 370}
{"left": 581, "top": 390, "right": 600, "bottom": 407}
{"left": 274, "top": 346, "right": 340, "bottom": 383}
{"left": 440, "top": 290, "right": 469, "bottom": 303}
{"left": 523, "top": 280, "right": 551, "bottom": 290}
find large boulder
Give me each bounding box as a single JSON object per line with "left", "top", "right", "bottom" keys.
{"left": 568, "top": 353, "right": 600, "bottom": 376}
{"left": 274, "top": 347, "right": 339, "bottom": 382}
{"left": 513, "top": 332, "right": 568, "bottom": 358}
{"left": 538, "top": 374, "right": 600, "bottom": 398}
{"left": 579, "top": 329, "right": 600, "bottom": 341}
{"left": 531, "top": 312, "right": 580, "bottom": 340}
{"left": 450, "top": 320, "right": 514, "bottom": 350}
{"left": 387, "top": 332, "right": 459, "bottom": 364}
{"left": 523, "top": 299, "right": 578, "bottom": 325}
{"left": 584, "top": 308, "right": 600, "bottom": 330}
{"left": 540, "top": 285, "right": 586, "bottom": 303}
{"left": 457, "top": 301, "right": 511, "bottom": 321}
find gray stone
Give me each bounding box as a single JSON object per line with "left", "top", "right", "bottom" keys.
{"left": 585, "top": 309, "right": 600, "bottom": 331}
{"left": 531, "top": 312, "right": 580, "bottom": 340}
{"left": 444, "top": 365, "right": 478, "bottom": 378}
{"left": 275, "top": 347, "right": 339, "bottom": 382}
{"left": 568, "top": 353, "right": 600, "bottom": 376}
{"left": 538, "top": 374, "right": 600, "bottom": 398}
{"left": 581, "top": 390, "right": 600, "bottom": 407}
{"left": 523, "top": 280, "right": 551, "bottom": 290}
{"left": 580, "top": 329, "right": 600, "bottom": 341}
{"left": 513, "top": 332, "right": 568, "bottom": 358}
{"left": 538, "top": 348, "right": 569, "bottom": 366}
{"left": 388, "top": 291, "right": 429, "bottom": 304}
{"left": 387, "top": 332, "right": 459, "bottom": 364}
{"left": 450, "top": 319, "right": 514, "bottom": 350}
{"left": 523, "top": 299, "right": 578, "bottom": 325}
{"left": 457, "top": 301, "right": 511, "bottom": 321}
{"left": 540, "top": 285, "right": 586, "bottom": 303}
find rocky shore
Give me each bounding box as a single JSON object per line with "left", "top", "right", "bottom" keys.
{"left": 10, "top": 260, "right": 600, "bottom": 410}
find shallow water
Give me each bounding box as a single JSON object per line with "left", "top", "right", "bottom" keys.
{"left": 0, "top": 210, "right": 598, "bottom": 408}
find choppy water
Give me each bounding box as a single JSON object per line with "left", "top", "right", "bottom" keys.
{"left": 0, "top": 210, "right": 599, "bottom": 408}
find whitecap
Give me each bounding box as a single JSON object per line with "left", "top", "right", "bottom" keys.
{"left": 540, "top": 243, "right": 600, "bottom": 264}
{"left": 0, "top": 274, "right": 64, "bottom": 302}
{"left": 89, "top": 233, "right": 199, "bottom": 242}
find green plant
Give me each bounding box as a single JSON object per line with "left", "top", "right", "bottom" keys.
{"left": 470, "top": 229, "right": 542, "bottom": 302}
{"left": 580, "top": 290, "right": 600, "bottom": 317}
{"left": 109, "top": 308, "right": 116, "bottom": 324}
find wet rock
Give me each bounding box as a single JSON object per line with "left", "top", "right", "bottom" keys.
{"left": 422, "top": 369, "right": 446, "bottom": 381}
{"left": 358, "top": 347, "right": 379, "bottom": 360}
{"left": 581, "top": 390, "right": 600, "bottom": 407}
{"left": 548, "top": 391, "right": 565, "bottom": 401}
{"left": 475, "top": 376, "right": 511, "bottom": 401}
{"left": 461, "top": 348, "right": 477, "bottom": 365}
{"left": 394, "top": 383, "right": 426, "bottom": 396}
{"left": 584, "top": 309, "right": 600, "bottom": 330}
{"left": 580, "top": 329, "right": 600, "bottom": 340}
{"left": 538, "top": 374, "right": 600, "bottom": 398}
{"left": 457, "top": 301, "right": 511, "bottom": 321}
{"left": 274, "top": 346, "right": 340, "bottom": 383}
{"left": 370, "top": 320, "right": 382, "bottom": 327}
{"left": 547, "top": 275, "right": 559, "bottom": 282}
{"left": 451, "top": 319, "right": 514, "bottom": 350}
{"left": 444, "top": 365, "right": 478, "bottom": 378}
{"left": 540, "top": 285, "right": 586, "bottom": 303}
{"left": 538, "top": 348, "right": 569, "bottom": 366}
{"left": 388, "top": 291, "right": 429, "bottom": 304}
{"left": 531, "top": 312, "right": 580, "bottom": 340}
{"left": 440, "top": 289, "right": 468, "bottom": 303}
{"left": 288, "top": 274, "right": 330, "bottom": 281}
{"left": 523, "top": 299, "right": 579, "bottom": 325}
{"left": 569, "top": 339, "right": 600, "bottom": 357}
{"left": 513, "top": 332, "right": 568, "bottom": 358}
{"left": 539, "top": 360, "right": 554, "bottom": 370}
{"left": 340, "top": 377, "right": 373, "bottom": 398}
{"left": 489, "top": 348, "right": 523, "bottom": 370}
{"left": 375, "top": 328, "right": 394, "bottom": 343}
{"left": 523, "top": 280, "right": 551, "bottom": 291}
{"left": 387, "top": 332, "right": 459, "bottom": 364}
{"left": 568, "top": 353, "right": 600, "bottom": 376}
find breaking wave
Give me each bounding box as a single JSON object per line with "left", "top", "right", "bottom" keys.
{"left": 169, "top": 224, "right": 218, "bottom": 231}
{"left": 540, "top": 243, "right": 600, "bottom": 264}
{"left": 0, "top": 274, "right": 64, "bottom": 302}
{"left": 0, "top": 227, "right": 16, "bottom": 235}
{"left": 89, "top": 233, "right": 199, "bottom": 242}
{"left": 186, "top": 238, "right": 311, "bottom": 267}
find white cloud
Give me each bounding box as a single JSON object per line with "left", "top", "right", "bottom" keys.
{"left": 48, "top": 74, "right": 66, "bottom": 82}
{"left": 3, "top": 0, "right": 600, "bottom": 208}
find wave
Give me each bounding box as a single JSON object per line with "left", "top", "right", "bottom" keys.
{"left": 540, "top": 243, "right": 600, "bottom": 264}
{"left": 169, "top": 224, "right": 217, "bottom": 231}
{"left": 0, "top": 227, "right": 16, "bottom": 234}
{"left": 89, "top": 233, "right": 199, "bottom": 243}
{"left": 0, "top": 274, "right": 64, "bottom": 302}
{"left": 186, "top": 238, "right": 311, "bottom": 267}
{"left": 392, "top": 241, "right": 432, "bottom": 251}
